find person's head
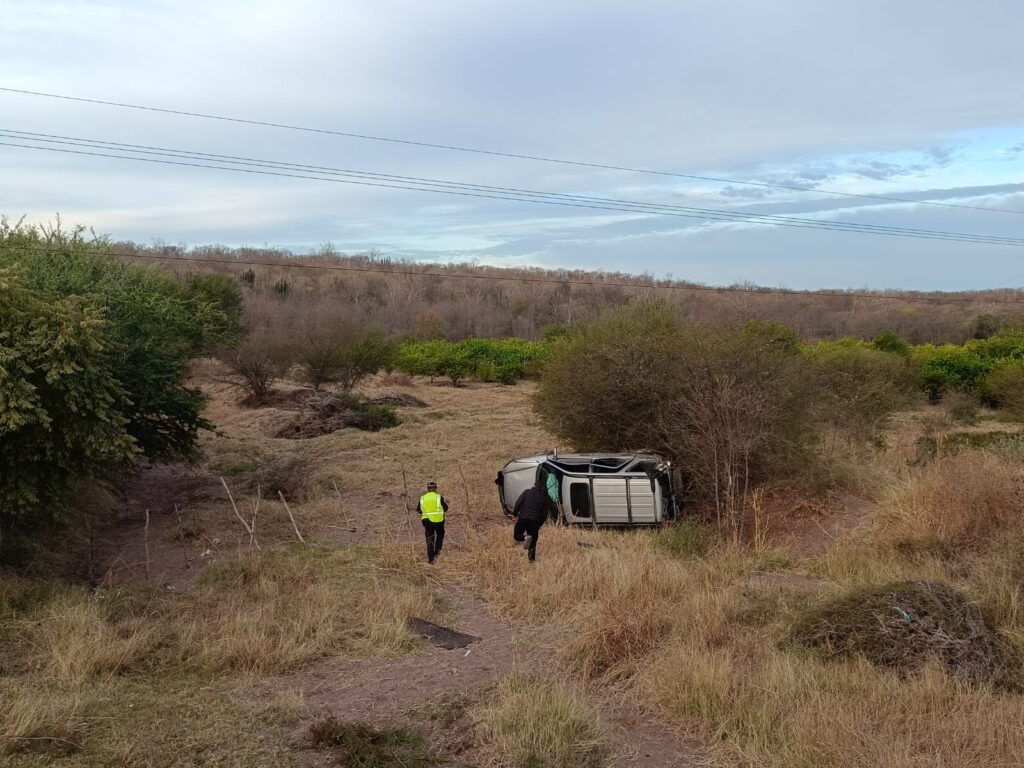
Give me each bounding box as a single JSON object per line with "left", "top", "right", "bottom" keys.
{"left": 427, "top": 481, "right": 438, "bottom": 492}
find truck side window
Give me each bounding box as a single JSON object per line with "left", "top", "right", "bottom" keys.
{"left": 569, "top": 483, "right": 592, "bottom": 518}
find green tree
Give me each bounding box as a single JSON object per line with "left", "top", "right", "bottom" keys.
{"left": 1, "top": 220, "right": 239, "bottom": 460}
{"left": 0, "top": 266, "right": 138, "bottom": 523}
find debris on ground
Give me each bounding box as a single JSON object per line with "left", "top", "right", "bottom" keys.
{"left": 366, "top": 390, "right": 427, "bottom": 408}
{"left": 789, "top": 579, "right": 1021, "bottom": 690}
{"left": 275, "top": 392, "right": 398, "bottom": 438}
{"left": 406, "top": 617, "right": 481, "bottom": 650}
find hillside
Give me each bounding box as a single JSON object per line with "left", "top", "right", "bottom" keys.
{"left": 113, "top": 241, "right": 1024, "bottom": 344}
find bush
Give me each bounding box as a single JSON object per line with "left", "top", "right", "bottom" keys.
{"left": 942, "top": 390, "right": 981, "bottom": 425}
{"left": 295, "top": 314, "right": 395, "bottom": 392}
{"left": 184, "top": 273, "right": 244, "bottom": 345}
{"left": 0, "top": 267, "right": 138, "bottom": 522}
{"left": 789, "top": 580, "right": 1020, "bottom": 690}
{"left": 537, "top": 303, "right": 818, "bottom": 535}
{"left": 871, "top": 330, "right": 910, "bottom": 356}
{"left": 0, "top": 221, "right": 237, "bottom": 523}
{"left": 395, "top": 338, "right": 546, "bottom": 386}
{"left": 810, "top": 342, "right": 916, "bottom": 439}
{"left": 984, "top": 362, "right": 1024, "bottom": 421}
{"left": 220, "top": 331, "right": 293, "bottom": 402}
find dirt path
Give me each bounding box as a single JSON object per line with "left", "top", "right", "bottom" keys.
{"left": 94, "top": 463, "right": 221, "bottom": 588}
{"left": 272, "top": 587, "right": 705, "bottom": 767}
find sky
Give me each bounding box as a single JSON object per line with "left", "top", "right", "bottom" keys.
{"left": 2, "top": 0, "right": 1024, "bottom": 290}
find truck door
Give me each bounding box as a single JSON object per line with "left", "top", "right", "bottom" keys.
{"left": 563, "top": 478, "right": 594, "bottom": 524}
{"left": 592, "top": 478, "right": 630, "bottom": 524}
{"left": 628, "top": 478, "right": 658, "bottom": 523}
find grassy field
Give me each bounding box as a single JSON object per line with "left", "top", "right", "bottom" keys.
{"left": 3, "top": 365, "right": 1024, "bottom": 766}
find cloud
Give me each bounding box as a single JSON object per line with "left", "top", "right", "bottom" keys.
{"left": 2, "top": 0, "right": 1024, "bottom": 289}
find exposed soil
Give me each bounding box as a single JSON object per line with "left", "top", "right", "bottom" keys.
{"left": 93, "top": 463, "right": 222, "bottom": 589}
{"left": 767, "top": 491, "right": 877, "bottom": 558}
{"left": 271, "top": 588, "right": 704, "bottom": 767}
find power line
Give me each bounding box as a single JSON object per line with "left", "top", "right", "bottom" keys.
{"left": 13, "top": 242, "right": 1024, "bottom": 305}
{"left": 5, "top": 136, "right": 1024, "bottom": 249}
{"left": 2, "top": 85, "right": 1020, "bottom": 217}
{"left": 7, "top": 128, "right": 1024, "bottom": 246}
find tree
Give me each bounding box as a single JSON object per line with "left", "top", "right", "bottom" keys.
{"left": 536, "top": 303, "right": 818, "bottom": 537}
{"left": 220, "top": 331, "right": 293, "bottom": 401}
{"left": 0, "top": 266, "right": 138, "bottom": 524}
{"left": 295, "top": 313, "right": 395, "bottom": 392}
{"left": 0, "top": 221, "right": 240, "bottom": 460}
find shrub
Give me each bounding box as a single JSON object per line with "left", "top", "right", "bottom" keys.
{"left": 535, "top": 301, "right": 685, "bottom": 451}
{"left": 0, "top": 267, "right": 137, "bottom": 523}
{"left": 942, "top": 390, "right": 981, "bottom": 425}
{"left": 1, "top": 222, "right": 238, "bottom": 462}
{"left": 184, "top": 273, "right": 244, "bottom": 345}
{"left": 395, "top": 338, "right": 545, "bottom": 386}
{"left": 789, "top": 579, "right": 1020, "bottom": 690}
{"left": 474, "top": 676, "right": 609, "bottom": 768}
{"left": 811, "top": 342, "right": 916, "bottom": 439}
{"left": 537, "top": 303, "right": 818, "bottom": 535}
{"left": 984, "top": 362, "right": 1024, "bottom": 421}
{"left": 871, "top": 330, "right": 910, "bottom": 356}
{"left": 220, "top": 331, "right": 293, "bottom": 402}
{"left": 913, "top": 345, "right": 989, "bottom": 400}
{"left": 295, "top": 314, "right": 394, "bottom": 392}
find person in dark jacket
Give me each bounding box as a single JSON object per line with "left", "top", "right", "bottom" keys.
{"left": 512, "top": 478, "right": 548, "bottom": 562}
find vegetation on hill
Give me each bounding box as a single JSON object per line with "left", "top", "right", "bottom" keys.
{"left": 116, "top": 240, "right": 1024, "bottom": 344}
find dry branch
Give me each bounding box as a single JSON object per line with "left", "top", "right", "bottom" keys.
{"left": 278, "top": 490, "right": 306, "bottom": 544}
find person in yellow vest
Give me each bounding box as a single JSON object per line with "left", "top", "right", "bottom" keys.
{"left": 417, "top": 481, "right": 449, "bottom": 564}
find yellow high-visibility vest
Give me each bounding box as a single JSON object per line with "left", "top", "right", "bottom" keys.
{"left": 420, "top": 492, "right": 445, "bottom": 523}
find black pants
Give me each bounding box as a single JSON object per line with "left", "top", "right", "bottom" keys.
{"left": 422, "top": 519, "right": 445, "bottom": 563}
{"left": 513, "top": 517, "right": 544, "bottom": 562}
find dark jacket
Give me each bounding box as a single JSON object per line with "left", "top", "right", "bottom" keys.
{"left": 513, "top": 486, "right": 548, "bottom": 522}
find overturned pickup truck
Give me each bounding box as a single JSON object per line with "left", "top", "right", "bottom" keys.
{"left": 496, "top": 452, "right": 679, "bottom": 526}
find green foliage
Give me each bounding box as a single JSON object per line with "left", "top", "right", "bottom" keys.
{"left": 871, "top": 330, "right": 910, "bottom": 357}
{"left": 0, "top": 221, "right": 237, "bottom": 464}
{"left": 743, "top": 319, "right": 803, "bottom": 354}
{"left": 810, "top": 342, "right": 917, "bottom": 439}
{"left": 396, "top": 338, "right": 546, "bottom": 386}
{"left": 536, "top": 304, "right": 818, "bottom": 516}
{"left": 654, "top": 519, "right": 709, "bottom": 559}
{"left": 535, "top": 301, "right": 685, "bottom": 451}
{"left": 0, "top": 266, "right": 138, "bottom": 521}
{"left": 984, "top": 362, "right": 1024, "bottom": 421}
{"left": 971, "top": 313, "right": 1013, "bottom": 340}
{"left": 184, "top": 273, "right": 244, "bottom": 345}
{"left": 239, "top": 268, "right": 256, "bottom": 286}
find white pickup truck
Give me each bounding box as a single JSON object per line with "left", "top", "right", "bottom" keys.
{"left": 495, "top": 452, "right": 679, "bottom": 526}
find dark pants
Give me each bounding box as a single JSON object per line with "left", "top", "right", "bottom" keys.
{"left": 422, "top": 519, "right": 445, "bottom": 563}
{"left": 513, "top": 517, "right": 544, "bottom": 562}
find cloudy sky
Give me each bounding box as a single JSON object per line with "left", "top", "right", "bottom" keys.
{"left": 2, "top": 0, "right": 1024, "bottom": 290}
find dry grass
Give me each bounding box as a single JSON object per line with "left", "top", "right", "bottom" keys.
{"left": 7, "top": 368, "right": 1024, "bottom": 767}
{"left": 473, "top": 675, "right": 609, "bottom": 768}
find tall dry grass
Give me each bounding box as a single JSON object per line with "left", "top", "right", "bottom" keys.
{"left": 445, "top": 456, "right": 1024, "bottom": 768}
{"left": 474, "top": 675, "right": 609, "bottom": 768}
